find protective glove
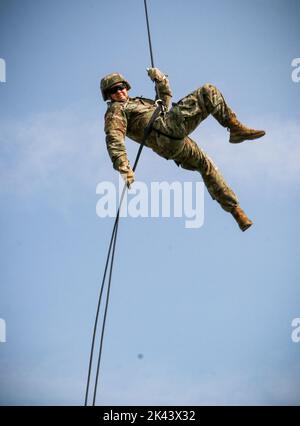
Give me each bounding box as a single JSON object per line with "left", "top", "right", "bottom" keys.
{"left": 147, "top": 67, "right": 166, "bottom": 83}
{"left": 119, "top": 163, "right": 135, "bottom": 189}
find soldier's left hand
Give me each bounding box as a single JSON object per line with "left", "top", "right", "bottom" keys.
{"left": 119, "top": 163, "right": 135, "bottom": 189}
{"left": 125, "top": 167, "right": 135, "bottom": 189}
{"left": 147, "top": 67, "right": 166, "bottom": 83}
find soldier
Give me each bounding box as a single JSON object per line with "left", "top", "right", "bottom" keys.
{"left": 100, "top": 68, "right": 265, "bottom": 231}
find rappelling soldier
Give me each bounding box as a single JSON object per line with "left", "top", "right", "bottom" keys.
{"left": 100, "top": 68, "right": 266, "bottom": 231}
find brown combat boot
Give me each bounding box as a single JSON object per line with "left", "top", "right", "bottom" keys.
{"left": 231, "top": 206, "right": 253, "bottom": 232}
{"left": 227, "top": 112, "right": 265, "bottom": 144}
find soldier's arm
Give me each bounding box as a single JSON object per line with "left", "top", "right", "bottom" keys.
{"left": 104, "top": 103, "right": 131, "bottom": 173}
{"left": 147, "top": 67, "right": 173, "bottom": 110}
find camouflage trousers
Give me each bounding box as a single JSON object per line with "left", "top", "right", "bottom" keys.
{"left": 173, "top": 136, "right": 238, "bottom": 212}
{"left": 149, "top": 84, "right": 239, "bottom": 212}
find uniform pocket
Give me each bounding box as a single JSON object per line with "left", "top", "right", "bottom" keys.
{"left": 150, "top": 132, "right": 184, "bottom": 160}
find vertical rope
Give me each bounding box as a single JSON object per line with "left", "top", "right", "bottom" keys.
{"left": 84, "top": 186, "right": 126, "bottom": 406}
{"left": 84, "top": 0, "right": 159, "bottom": 406}
{"left": 144, "top": 0, "right": 155, "bottom": 68}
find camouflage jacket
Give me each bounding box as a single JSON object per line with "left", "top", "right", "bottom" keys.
{"left": 104, "top": 76, "right": 173, "bottom": 172}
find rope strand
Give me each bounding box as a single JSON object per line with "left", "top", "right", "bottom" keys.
{"left": 144, "top": 0, "right": 155, "bottom": 68}
{"left": 84, "top": 0, "right": 159, "bottom": 405}
{"left": 84, "top": 186, "right": 126, "bottom": 406}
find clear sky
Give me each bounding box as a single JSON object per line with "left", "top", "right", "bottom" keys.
{"left": 0, "top": 0, "right": 300, "bottom": 405}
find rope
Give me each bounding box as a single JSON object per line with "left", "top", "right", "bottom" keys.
{"left": 84, "top": 187, "right": 125, "bottom": 406}
{"left": 144, "top": 0, "right": 155, "bottom": 68}
{"left": 84, "top": 0, "right": 161, "bottom": 406}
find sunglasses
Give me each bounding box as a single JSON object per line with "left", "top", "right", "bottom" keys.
{"left": 108, "top": 82, "right": 127, "bottom": 96}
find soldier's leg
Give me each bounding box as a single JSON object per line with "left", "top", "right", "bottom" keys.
{"left": 176, "top": 84, "right": 265, "bottom": 143}
{"left": 174, "top": 136, "right": 238, "bottom": 212}
{"left": 173, "top": 137, "right": 253, "bottom": 230}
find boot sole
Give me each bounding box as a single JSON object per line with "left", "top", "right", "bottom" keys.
{"left": 240, "top": 222, "right": 253, "bottom": 232}
{"left": 229, "top": 131, "right": 266, "bottom": 144}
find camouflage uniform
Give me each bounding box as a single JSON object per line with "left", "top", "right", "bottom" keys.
{"left": 104, "top": 75, "right": 239, "bottom": 212}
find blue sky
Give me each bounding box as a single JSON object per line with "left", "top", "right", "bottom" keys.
{"left": 0, "top": 0, "right": 300, "bottom": 405}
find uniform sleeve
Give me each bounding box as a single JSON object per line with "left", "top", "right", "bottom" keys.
{"left": 155, "top": 75, "right": 173, "bottom": 110}
{"left": 104, "top": 103, "right": 130, "bottom": 172}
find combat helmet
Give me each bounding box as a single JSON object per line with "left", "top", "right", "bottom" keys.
{"left": 100, "top": 72, "right": 131, "bottom": 101}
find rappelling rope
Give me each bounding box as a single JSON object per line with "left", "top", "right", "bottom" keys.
{"left": 84, "top": 0, "right": 162, "bottom": 406}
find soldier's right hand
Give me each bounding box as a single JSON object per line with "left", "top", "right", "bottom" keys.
{"left": 147, "top": 67, "right": 166, "bottom": 83}
{"left": 119, "top": 163, "right": 135, "bottom": 189}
